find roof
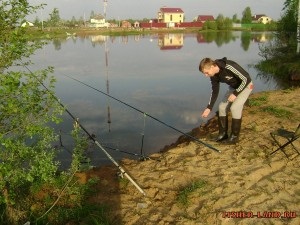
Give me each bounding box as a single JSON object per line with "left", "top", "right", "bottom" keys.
{"left": 160, "top": 7, "right": 184, "bottom": 13}
{"left": 160, "top": 46, "right": 183, "bottom": 50}
{"left": 92, "top": 14, "right": 104, "bottom": 20}
{"left": 197, "top": 15, "right": 215, "bottom": 21}
{"left": 252, "top": 14, "right": 266, "bottom": 20}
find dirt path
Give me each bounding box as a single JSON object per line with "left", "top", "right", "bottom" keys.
{"left": 84, "top": 88, "right": 300, "bottom": 225}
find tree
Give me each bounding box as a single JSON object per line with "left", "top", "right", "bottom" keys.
{"left": 90, "top": 10, "right": 95, "bottom": 19}
{"left": 216, "top": 14, "right": 233, "bottom": 30}
{"left": 232, "top": 14, "right": 239, "bottom": 23}
{"left": 0, "top": 1, "right": 62, "bottom": 223}
{"left": 33, "top": 16, "right": 40, "bottom": 26}
{"left": 241, "top": 7, "right": 252, "bottom": 24}
{"left": 70, "top": 16, "right": 77, "bottom": 26}
{"left": 255, "top": 0, "right": 300, "bottom": 81}
{"left": 203, "top": 20, "right": 217, "bottom": 30}
{"left": 0, "top": 1, "right": 93, "bottom": 224}
{"left": 48, "top": 7, "right": 61, "bottom": 26}
{"left": 216, "top": 14, "right": 225, "bottom": 29}
{"left": 278, "top": 0, "right": 299, "bottom": 32}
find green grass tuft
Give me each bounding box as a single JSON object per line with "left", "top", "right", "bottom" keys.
{"left": 261, "top": 106, "right": 293, "bottom": 118}
{"left": 248, "top": 94, "right": 268, "bottom": 107}
{"left": 177, "top": 180, "right": 207, "bottom": 207}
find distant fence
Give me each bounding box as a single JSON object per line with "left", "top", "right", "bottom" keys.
{"left": 140, "top": 22, "right": 203, "bottom": 29}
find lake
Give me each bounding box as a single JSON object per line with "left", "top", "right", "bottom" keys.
{"left": 29, "top": 31, "right": 282, "bottom": 168}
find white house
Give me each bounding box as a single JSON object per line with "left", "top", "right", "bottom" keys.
{"left": 252, "top": 14, "right": 272, "bottom": 24}
{"left": 257, "top": 16, "right": 272, "bottom": 24}
{"left": 157, "top": 7, "right": 184, "bottom": 27}
{"left": 21, "top": 21, "right": 34, "bottom": 27}
{"left": 90, "top": 15, "right": 109, "bottom": 28}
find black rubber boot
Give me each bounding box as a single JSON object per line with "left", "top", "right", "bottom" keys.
{"left": 226, "top": 118, "right": 242, "bottom": 144}
{"left": 216, "top": 116, "right": 228, "bottom": 142}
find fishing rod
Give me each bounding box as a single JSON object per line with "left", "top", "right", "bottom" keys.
{"left": 58, "top": 130, "right": 159, "bottom": 161}
{"left": 62, "top": 74, "right": 221, "bottom": 153}
{"left": 25, "top": 66, "right": 146, "bottom": 196}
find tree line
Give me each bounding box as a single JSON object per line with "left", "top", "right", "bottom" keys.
{"left": 32, "top": 6, "right": 275, "bottom": 29}
{"left": 0, "top": 0, "right": 298, "bottom": 224}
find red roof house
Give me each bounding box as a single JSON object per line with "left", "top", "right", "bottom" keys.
{"left": 196, "top": 15, "right": 215, "bottom": 23}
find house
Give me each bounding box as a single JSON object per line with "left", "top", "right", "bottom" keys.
{"left": 21, "top": 21, "right": 34, "bottom": 27}
{"left": 252, "top": 14, "right": 272, "bottom": 24}
{"left": 90, "top": 14, "right": 109, "bottom": 28}
{"left": 121, "top": 21, "right": 132, "bottom": 28}
{"left": 195, "top": 15, "right": 215, "bottom": 23}
{"left": 157, "top": 7, "right": 184, "bottom": 27}
{"left": 133, "top": 21, "right": 140, "bottom": 28}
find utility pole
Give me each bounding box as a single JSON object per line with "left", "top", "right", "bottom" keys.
{"left": 41, "top": 10, "right": 44, "bottom": 30}
{"left": 103, "top": 0, "right": 107, "bottom": 19}
{"left": 297, "top": 0, "right": 300, "bottom": 53}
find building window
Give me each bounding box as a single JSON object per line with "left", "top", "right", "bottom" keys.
{"left": 170, "top": 15, "right": 172, "bottom": 21}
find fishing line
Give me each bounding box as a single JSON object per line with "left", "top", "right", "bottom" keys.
{"left": 61, "top": 74, "right": 221, "bottom": 153}
{"left": 58, "top": 129, "right": 159, "bottom": 161}
{"left": 24, "top": 66, "right": 146, "bottom": 196}
{"left": 139, "top": 113, "right": 147, "bottom": 160}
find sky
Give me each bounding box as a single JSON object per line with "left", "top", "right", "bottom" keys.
{"left": 28, "top": 0, "right": 286, "bottom": 21}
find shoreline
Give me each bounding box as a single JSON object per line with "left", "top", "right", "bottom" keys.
{"left": 82, "top": 87, "right": 300, "bottom": 224}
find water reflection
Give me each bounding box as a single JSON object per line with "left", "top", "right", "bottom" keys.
{"left": 52, "top": 31, "right": 275, "bottom": 50}
{"left": 30, "top": 31, "right": 281, "bottom": 168}
{"left": 158, "top": 33, "right": 183, "bottom": 50}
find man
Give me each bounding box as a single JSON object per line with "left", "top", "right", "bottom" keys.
{"left": 199, "top": 57, "right": 253, "bottom": 144}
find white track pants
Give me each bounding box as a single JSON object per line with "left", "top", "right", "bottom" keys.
{"left": 219, "top": 82, "right": 253, "bottom": 119}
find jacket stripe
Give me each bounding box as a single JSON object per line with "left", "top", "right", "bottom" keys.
{"left": 225, "top": 64, "right": 247, "bottom": 93}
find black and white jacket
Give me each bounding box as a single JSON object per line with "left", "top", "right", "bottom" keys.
{"left": 207, "top": 57, "right": 252, "bottom": 110}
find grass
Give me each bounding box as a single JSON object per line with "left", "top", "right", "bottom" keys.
{"left": 248, "top": 92, "right": 294, "bottom": 119}
{"left": 118, "top": 176, "right": 130, "bottom": 190}
{"left": 261, "top": 106, "right": 293, "bottom": 118}
{"left": 248, "top": 94, "right": 268, "bottom": 107}
{"left": 32, "top": 204, "right": 113, "bottom": 225}
{"left": 177, "top": 179, "right": 207, "bottom": 207}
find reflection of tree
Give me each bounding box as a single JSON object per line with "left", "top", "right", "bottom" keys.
{"left": 197, "top": 32, "right": 216, "bottom": 43}
{"left": 215, "top": 32, "right": 234, "bottom": 47}
{"left": 255, "top": 71, "right": 296, "bottom": 89}
{"left": 204, "top": 32, "right": 217, "bottom": 43}
{"left": 52, "top": 39, "right": 62, "bottom": 50}
{"left": 51, "top": 38, "right": 74, "bottom": 50}
{"left": 241, "top": 31, "right": 251, "bottom": 51}
{"left": 197, "top": 32, "right": 236, "bottom": 47}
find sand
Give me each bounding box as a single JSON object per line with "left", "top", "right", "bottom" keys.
{"left": 83, "top": 87, "right": 300, "bottom": 225}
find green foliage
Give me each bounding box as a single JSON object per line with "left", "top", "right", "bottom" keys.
{"left": 38, "top": 203, "right": 112, "bottom": 225}
{"left": 70, "top": 122, "right": 91, "bottom": 172}
{"left": 278, "top": 0, "right": 299, "bottom": 32}
{"left": 202, "top": 21, "right": 217, "bottom": 30}
{"left": 256, "top": 35, "right": 300, "bottom": 81}
{"left": 216, "top": 14, "right": 233, "bottom": 30}
{"left": 241, "top": 7, "right": 252, "bottom": 24}
{"left": 262, "top": 106, "right": 293, "bottom": 118}
{"left": 177, "top": 180, "right": 207, "bottom": 207}
{"left": 48, "top": 8, "right": 61, "bottom": 27}
{"left": 255, "top": 0, "right": 300, "bottom": 82}
{"left": 0, "top": 1, "right": 101, "bottom": 224}
{"left": 0, "top": 67, "right": 64, "bottom": 223}
{"left": 249, "top": 94, "right": 268, "bottom": 106}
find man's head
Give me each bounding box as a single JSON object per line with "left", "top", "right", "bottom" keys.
{"left": 199, "top": 58, "right": 219, "bottom": 77}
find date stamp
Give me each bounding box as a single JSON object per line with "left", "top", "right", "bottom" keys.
{"left": 222, "top": 211, "right": 297, "bottom": 219}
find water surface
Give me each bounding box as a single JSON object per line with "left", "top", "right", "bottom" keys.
{"left": 29, "top": 31, "right": 281, "bottom": 168}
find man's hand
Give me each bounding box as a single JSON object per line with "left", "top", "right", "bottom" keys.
{"left": 228, "top": 94, "right": 237, "bottom": 102}
{"left": 201, "top": 108, "right": 211, "bottom": 118}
